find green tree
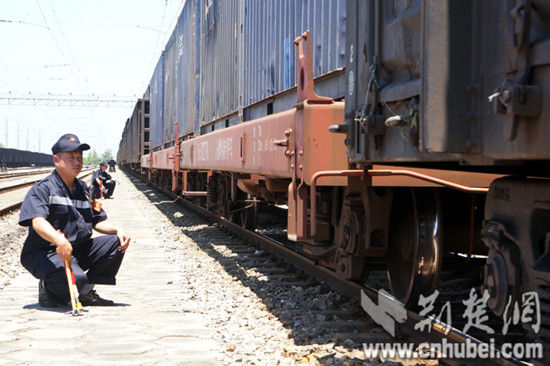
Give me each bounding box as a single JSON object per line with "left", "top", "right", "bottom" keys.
{"left": 101, "top": 149, "right": 114, "bottom": 162}
{"left": 84, "top": 149, "right": 101, "bottom": 166}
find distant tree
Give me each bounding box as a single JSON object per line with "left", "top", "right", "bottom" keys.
{"left": 84, "top": 149, "right": 101, "bottom": 166}
{"left": 101, "top": 149, "right": 114, "bottom": 162}
{"left": 0, "top": 143, "right": 3, "bottom": 148}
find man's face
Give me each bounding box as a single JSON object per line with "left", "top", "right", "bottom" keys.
{"left": 54, "top": 150, "right": 83, "bottom": 178}
{"left": 100, "top": 165, "right": 107, "bottom": 172}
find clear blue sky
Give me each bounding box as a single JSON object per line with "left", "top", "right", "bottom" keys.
{"left": 0, "top": 0, "right": 185, "bottom": 156}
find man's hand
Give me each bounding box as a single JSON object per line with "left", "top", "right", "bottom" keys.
{"left": 117, "top": 229, "right": 131, "bottom": 253}
{"left": 56, "top": 240, "right": 73, "bottom": 263}
{"left": 31, "top": 218, "right": 73, "bottom": 263}
{"left": 55, "top": 230, "right": 73, "bottom": 263}
{"left": 93, "top": 221, "right": 131, "bottom": 252}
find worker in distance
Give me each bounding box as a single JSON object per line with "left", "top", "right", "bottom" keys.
{"left": 18, "top": 133, "right": 131, "bottom": 307}
{"left": 108, "top": 159, "right": 116, "bottom": 172}
{"left": 91, "top": 160, "right": 116, "bottom": 199}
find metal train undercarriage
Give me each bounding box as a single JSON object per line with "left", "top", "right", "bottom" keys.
{"left": 121, "top": 30, "right": 550, "bottom": 362}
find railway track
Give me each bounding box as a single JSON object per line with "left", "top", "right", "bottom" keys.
{"left": 0, "top": 167, "right": 54, "bottom": 181}
{"left": 0, "top": 169, "right": 94, "bottom": 216}
{"left": 127, "top": 168, "right": 532, "bottom": 365}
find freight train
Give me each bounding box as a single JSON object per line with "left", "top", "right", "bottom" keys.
{"left": 118, "top": 0, "right": 550, "bottom": 360}
{"left": 0, "top": 148, "right": 53, "bottom": 169}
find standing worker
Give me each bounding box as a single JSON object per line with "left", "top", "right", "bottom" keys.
{"left": 91, "top": 161, "right": 116, "bottom": 199}
{"left": 18, "top": 133, "right": 131, "bottom": 307}
{"left": 108, "top": 159, "right": 116, "bottom": 172}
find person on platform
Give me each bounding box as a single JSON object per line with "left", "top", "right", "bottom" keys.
{"left": 91, "top": 161, "right": 116, "bottom": 199}
{"left": 18, "top": 133, "right": 131, "bottom": 307}
{"left": 108, "top": 159, "right": 116, "bottom": 172}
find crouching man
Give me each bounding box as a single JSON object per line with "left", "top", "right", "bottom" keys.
{"left": 19, "top": 133, "right": 131, "bottom": 307}
{"left": 91, "top": 161, "right": 116, "bottom": 199}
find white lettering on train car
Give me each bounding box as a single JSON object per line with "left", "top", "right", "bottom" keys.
{"left": 252, "top": 126, "right": 262, "bottom": 166}
{"left": 216, "top": 137, "right": 233, "bottom": 161}
{"left": 197, "top": 141, "right": 209, "bottom": 162}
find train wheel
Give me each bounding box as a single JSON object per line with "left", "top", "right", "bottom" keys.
{"left": 240, "top": 194, "right": 257, "bottom": 230}
{"left": 386, "top": 189, "right": 441, "bottom": 307}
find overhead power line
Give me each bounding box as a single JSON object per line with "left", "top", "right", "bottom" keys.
{"left": 0, "top": 94, "right": 135, "bottom": 108}
{"left": 0, "top": 19, "right": 48, "bottom": 29}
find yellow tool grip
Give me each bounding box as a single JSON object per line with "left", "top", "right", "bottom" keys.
{"left": 64, "top": 260, "right": 78, "bottom": 314}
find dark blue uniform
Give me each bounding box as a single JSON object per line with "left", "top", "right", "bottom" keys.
{"left": 91, "top": 168, "right": 116, "bottom": 198}
{"left": 19, "top": 170, "right": 124, "bottom": 300}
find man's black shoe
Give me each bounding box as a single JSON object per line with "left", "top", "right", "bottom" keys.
{"left": 79, "top": 290, "right": 114, "bottom": 306}
{"left": 38, "top": 279, "right": 63, "bottom": 308}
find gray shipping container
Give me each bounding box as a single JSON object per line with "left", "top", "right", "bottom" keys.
{"left": 199, "top": 0, "right": 346, "bottom": 127}
{"left": 149, "top": 0, "right": 347, "bottom": 136}
{"left": 241, "top": 0, "right": 346, "bottom": 107}
{"left": 163, "top": 0, "right": 201, "bottom": 143}
{"left": 127, "top": 102, "right": 140, "bottom": 164}
{"left": 164, "top": 29, "right": 178, "bottom": 144}
{"left": 143, "top": 84, "right": 150, "bottom": 99}
{"left": 118, "top": 119, "right": 129, "bottom": 163}
{"left": 199, "top": 0, "right": 240, "bottom": 126}
{"left": 150, "top": 52, "right": 165, "bottom": 149}
{"left": 345, "top": 0, "right": 550, "bottom": 164}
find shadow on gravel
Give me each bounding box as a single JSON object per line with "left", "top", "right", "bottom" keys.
{"left": 23, "top": 302, "right": 130, "bottom": 312}
{"left": 23, "top": 303, "right": 71, "bottom": 313}
{"left": 127, "top": 175, "right": 377, "bottom": 356}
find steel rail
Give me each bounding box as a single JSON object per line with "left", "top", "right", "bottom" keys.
{"left": 125, "top": 167, "right": 526, "bottom": 366}
{"left": 179, "top": 197, "right": 524, "bottom": 366}
{"left": 0, "top": 168, "right": 54, "bottom": 180}
{"left": 0, "top": 170, "right": 93, "bottom": 216}
{"left": 0, "top": 169, "right": 93, "bottom": 194}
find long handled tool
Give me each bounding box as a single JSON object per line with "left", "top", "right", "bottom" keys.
{"left": 64, "top": 260, "right": 83, "bottom": 316}
{"left": 70, "top": 267, "right": 84, "bottom": 312}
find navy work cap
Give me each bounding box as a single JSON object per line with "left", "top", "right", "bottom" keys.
{"left": 99, "top": 161, "right": 107, "bottom": 167}
{"left": 51, "top": 133, "right": 90, "bottom": 155}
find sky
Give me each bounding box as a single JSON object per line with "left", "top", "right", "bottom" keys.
{"left": 0, "top": 0, "right": 186, "bottom": 157}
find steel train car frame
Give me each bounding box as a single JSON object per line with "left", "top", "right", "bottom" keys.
{"left": 0, "top": 148, "right": 53, "bottom": 169}
{"left": 118, "top": 0, "right": 550, "bottom": 361}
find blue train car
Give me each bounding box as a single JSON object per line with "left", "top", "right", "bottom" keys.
{"left": 146, "top": 0, "right": 346, "bottom": 150}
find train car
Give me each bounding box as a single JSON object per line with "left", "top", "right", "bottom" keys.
{"left": 341, "top": 0, "right": 550, "bottom": 351}
{"left": 0, "top": 148, "right": 53, "bottom": 168}
{"left": 118, "top": 0, "right": 550, "bottom": 360}
{"left": 117, "top": 99, "right": 150, "bottom": 171}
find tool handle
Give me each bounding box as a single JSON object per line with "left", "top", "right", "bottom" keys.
{"left": 69, "top": 266, "right": 84, "bottom": 310}
{"left": 64, "top": 260, "right": 77, "bottom": 313}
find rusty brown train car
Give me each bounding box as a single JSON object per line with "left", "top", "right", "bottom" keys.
{"left": 118, "top": 0, "right": 550, "bottom": 361}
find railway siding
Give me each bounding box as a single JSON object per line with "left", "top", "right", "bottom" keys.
{"left": 0, "top": 169, "right": 93, "bottom": 216}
